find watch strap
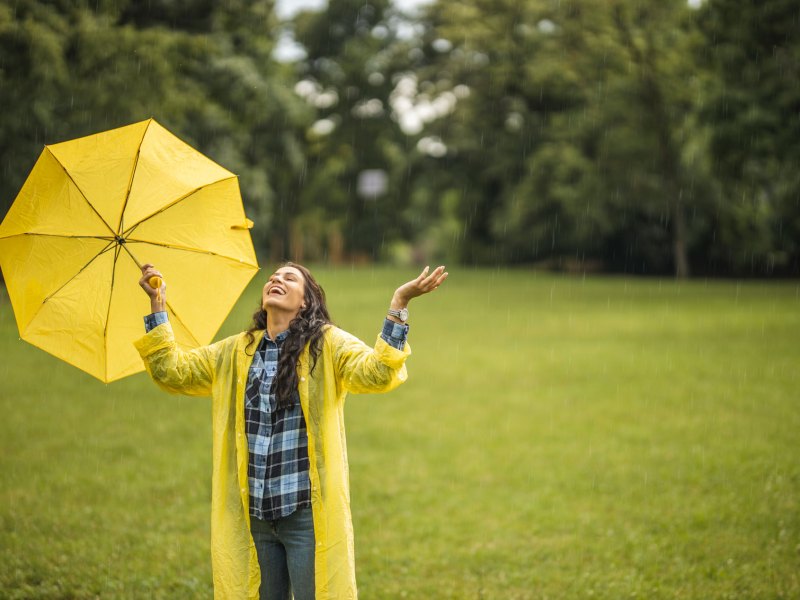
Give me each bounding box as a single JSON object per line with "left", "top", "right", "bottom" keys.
{"left": 388, "top": 307, "right": 408, "bottom": 322}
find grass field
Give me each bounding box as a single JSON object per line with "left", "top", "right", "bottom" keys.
{"left": 1, "top": 267, "right": 798, "bottom": 599}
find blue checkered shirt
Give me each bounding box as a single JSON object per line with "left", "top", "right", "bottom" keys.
{"left": 245, "top": 330, "right": 310, "bottom": 520}
{"left": 145, "top": 312, "right": 409, "bottom": 521}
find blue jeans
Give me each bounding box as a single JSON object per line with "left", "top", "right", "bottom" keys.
{"left": 250, "top": 507, "right": 316, "bottom": 600}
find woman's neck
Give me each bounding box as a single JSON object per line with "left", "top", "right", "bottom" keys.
{"left": 266, "top": 309, "right": 297, "bottom": 340}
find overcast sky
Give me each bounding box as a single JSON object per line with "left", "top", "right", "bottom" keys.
{"left": 275, "top": 0, "right": 434, "bottom": 21}
{"left": 273, "top": 0, "right": 434, "bottom": 61}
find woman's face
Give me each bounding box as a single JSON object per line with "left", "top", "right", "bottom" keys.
{"left": 262, "top": 266, "right": 306, "bottom": 315}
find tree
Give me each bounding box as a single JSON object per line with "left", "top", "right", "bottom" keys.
{"left": 0, "top": 0, "right": 312, "bottom": 261}
{"left": 289, "top": 0, "right": 419, "bottom": 262}
{"left": 414, "top": 0, "right": 714, "bottom": 275}
{"left": 697, "top": 0, "right": 800, "bottom": 275}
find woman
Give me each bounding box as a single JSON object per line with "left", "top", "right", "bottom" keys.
{"left": 135, "top": 262, "right": 447, "bottom": 600}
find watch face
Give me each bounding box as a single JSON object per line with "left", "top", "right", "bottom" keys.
{"left": 400, "top": 308, "right": 409, "bottom": 321}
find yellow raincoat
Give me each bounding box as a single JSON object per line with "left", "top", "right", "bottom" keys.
{"left": 134, "top": 321, "right": 410, "bottom": 599}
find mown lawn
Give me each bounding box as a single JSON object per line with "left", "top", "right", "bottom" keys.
{"left": 1, "top": 267, "right": 798, "bottom": 599}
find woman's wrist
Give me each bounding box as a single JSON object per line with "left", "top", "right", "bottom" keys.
{"left": 387, "top": 294, "right": 408, "bottom": 324}
{"left": 150, "top": 298, "right": 166, "bottom": 313}
{"left": 389, "top": 293, "right": 408, "bottom": 311}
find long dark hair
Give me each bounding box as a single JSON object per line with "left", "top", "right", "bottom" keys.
{"left": 245, "top": 262, "right": 332, "bottom": 410}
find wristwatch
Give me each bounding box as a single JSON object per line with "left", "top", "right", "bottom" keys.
{"left": 388, "top": 307, "right": 409, "bottom": 322}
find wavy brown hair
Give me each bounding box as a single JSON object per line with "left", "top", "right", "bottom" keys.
{"left": 244, "top": 262, "right": 333, "bottom": 410}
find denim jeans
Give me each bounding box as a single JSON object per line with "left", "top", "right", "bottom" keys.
{"left": 250, "top": 507, "right": 315, "bottom": 600}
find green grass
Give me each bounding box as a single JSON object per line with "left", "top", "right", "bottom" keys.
{"left": 1, "top": 267, "right": 799, "bottom": 599}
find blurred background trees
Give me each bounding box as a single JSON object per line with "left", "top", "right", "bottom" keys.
{"left": 1, "top": 0, "right": 797, "bottom": 277}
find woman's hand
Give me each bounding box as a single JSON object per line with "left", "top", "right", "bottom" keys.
{"left": 139, "top": 263, "right": 167, "bottom": 313}
{"left": 391, "top": 265, "right": 448, "bottom": 310}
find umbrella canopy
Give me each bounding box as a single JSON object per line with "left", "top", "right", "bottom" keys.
{"left": 0, "top": 118, "right": 259, "bottom": 382}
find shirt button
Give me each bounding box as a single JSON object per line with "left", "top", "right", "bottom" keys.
{"left": 300, "top": 376, "right": 306, "bottom": 382}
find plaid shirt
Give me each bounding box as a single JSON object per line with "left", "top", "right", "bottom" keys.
{"left": 145, "top": 312, "right": 409, "bottom": 521}
{"left": 245, "top": 329, "right": 310, "bottom": 520}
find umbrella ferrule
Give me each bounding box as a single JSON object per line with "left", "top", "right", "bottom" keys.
{"left": 115, "top": 236, "right": 126, "bottom": 245}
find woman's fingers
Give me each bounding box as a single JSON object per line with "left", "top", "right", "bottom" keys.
{"left": 415, "top": 265, "right": 430, "bottom": 283}
{"left": 412, "top": 266, "right": 447, "bottom": 294}
{"left": 138, "top": 264, "right": 165, "bottom": 294}
{"left": 393, "top": 265, "right": 448, "bottom": 303}
{"left": 140, "top": 264, "right": 157, "bottom": 277}
{"left": 420, "top": 266, "right": 446, "bottom": 289}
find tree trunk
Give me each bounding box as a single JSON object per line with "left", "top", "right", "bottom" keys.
{"left": 672, "top": 193, "right": 690, "bottom": 279}
{"left": 613, "top": 5, "right": 691, "bottom": 278}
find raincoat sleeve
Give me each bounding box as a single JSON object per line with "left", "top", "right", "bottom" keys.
{"left": 329, "top": 325, "right": 411, "bottom": 394}
{"left": 134, "top": 321, "right": 221, "bottom": 396}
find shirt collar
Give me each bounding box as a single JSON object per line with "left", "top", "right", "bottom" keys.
{"left": 265, "top": 329, "right": 290, "bottom": 343}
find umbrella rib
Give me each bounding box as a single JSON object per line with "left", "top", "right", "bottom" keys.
{"left": 38, "top": 241, "right": 117, "bottom": 307}
{"left": 124, "top": 238, "right": 257, "bottom": 266}
{"left": 46, "top": 147, "right": 117, "bottom": 237}
{"left": 121, "top": 175, "right": 238, "bottom": 238}
{"left": 0, "top": 232, "right": 118, "bottom": 242}
{"left": 166, "top": 303, "right": 201, "bottom": 347}
{"left": 102, "top": 244, "right": 123, "bottom": 381}
{"left": 117, "top": 119, "right": 151, "bottom": 235}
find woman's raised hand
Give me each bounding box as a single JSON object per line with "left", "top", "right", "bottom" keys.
{"left": 392, "top": 265, "right": 448, "bottom": 308}
{"left": 139, "top": 263, "right": 167, "bottom": 312}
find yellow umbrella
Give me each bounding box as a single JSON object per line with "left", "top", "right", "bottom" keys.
{"left": 0, "top": 118, "right": 259, "bottom": 382}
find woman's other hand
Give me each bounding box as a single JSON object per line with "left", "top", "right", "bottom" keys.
{"left": 139, "top": 263, "right": 167, "bottom": 312}
{"left": 391, "top": 265, "right": 448, "bottom": 309}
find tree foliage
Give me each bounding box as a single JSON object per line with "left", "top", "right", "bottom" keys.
{"left": 697, "top": 0, "right": 800, "bottom": 275}
{"left": 0, "top": 0, "right": 797, "bottom": 276}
